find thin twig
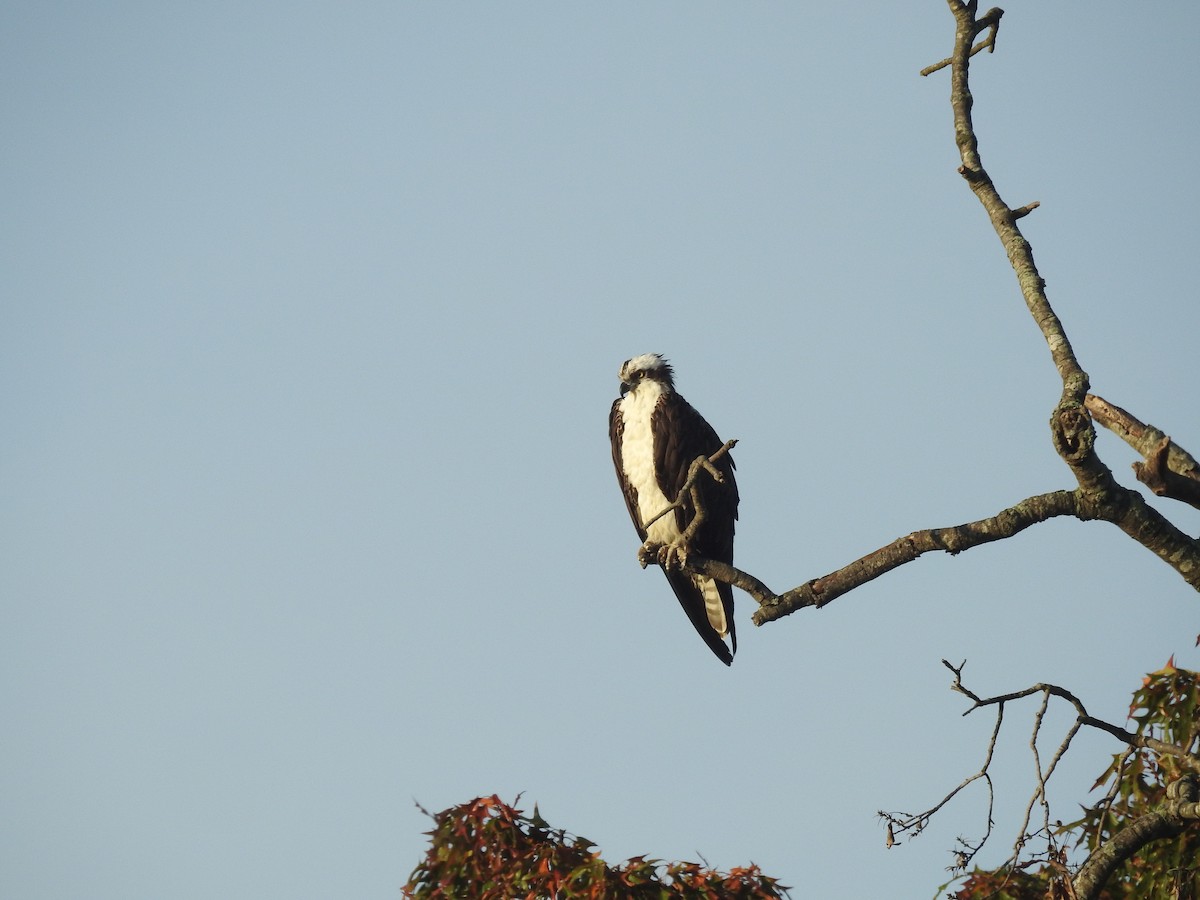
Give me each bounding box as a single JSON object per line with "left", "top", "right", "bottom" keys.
{"left": 642, "top": 439, "right": 738, "bottom": 530}
{"left": 920, "top": 6, "right": 1002, "bottom": 76}
{"left": 887, "top": 662, "right": 1200, "bottom": 884}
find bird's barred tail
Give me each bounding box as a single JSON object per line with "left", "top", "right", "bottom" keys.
{"left": 698, "top": 576, "right": 728, "bottom": 637}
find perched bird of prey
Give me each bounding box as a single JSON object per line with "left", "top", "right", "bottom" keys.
{"left": 609, "top": 354, "right": 739, "bottom": 665}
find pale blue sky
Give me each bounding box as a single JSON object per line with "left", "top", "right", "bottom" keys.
{"left": 3, "top": 3, "right": 1197, "bottom": 898}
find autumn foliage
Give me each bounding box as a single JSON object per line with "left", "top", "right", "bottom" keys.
{"left": 403, "top": 794, "right": 790, "bottom": 899}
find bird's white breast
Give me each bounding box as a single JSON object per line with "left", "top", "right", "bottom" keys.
{"left": 617, "top": 381, "right": 681, "bottom": 545}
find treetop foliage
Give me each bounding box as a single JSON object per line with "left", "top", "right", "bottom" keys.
{"left": 403, "top": 794, "right": 791, "bottom": 899}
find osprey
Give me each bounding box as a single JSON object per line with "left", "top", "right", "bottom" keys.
{"left": 609, "top": 354, "right": 739, "bottom": 665}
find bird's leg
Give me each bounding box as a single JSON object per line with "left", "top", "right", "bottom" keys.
{"left": 638, "top": 538, "right": 692, "bottom": 571}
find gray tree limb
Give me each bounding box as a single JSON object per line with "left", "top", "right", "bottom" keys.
{"left": 1072, "top": 775, "right": 1200, "bottom": 900}
{"left": 670, "top": 0, "right": 1200, "bottom": 625}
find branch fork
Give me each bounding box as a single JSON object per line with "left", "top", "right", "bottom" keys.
{"left": 638, "top": 439, "right": 738, "bottom": 572}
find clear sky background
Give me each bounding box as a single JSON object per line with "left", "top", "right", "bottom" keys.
{"left": 3, "top": 3, "right": 1197, "bottom": 898}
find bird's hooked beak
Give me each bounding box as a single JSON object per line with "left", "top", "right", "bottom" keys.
{"left": 619, "top": 379, "right": 632, "bottom": 397}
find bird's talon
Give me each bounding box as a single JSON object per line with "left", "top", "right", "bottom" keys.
{"left": 657, "top": 540, "right": 691, "bottom": 571}
{"left": 637, "top": 542, "right": 657, "bottom": 569}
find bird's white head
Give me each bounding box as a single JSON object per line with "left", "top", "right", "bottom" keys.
{"left": 618, "top": 353, "right": 675, "bottom": 396}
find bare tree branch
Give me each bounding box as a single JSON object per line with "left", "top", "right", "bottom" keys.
{"left": 1010, "top": 694, "right": 1082, "bottom": 869}
{"left": 879, "top": 662, "right": 999, "bottom": 872}
{"left": 956, "top": 674, "right": 1199, "bottom": 772}
{"left": 944, "top": 2, "right": 1085, "bottom": 397}
{"left": 1085, "top": 393, "right": 1200, "bottom": 510}
{"left": 1072, "top": 774, "right": 1200, "bottom": 900}
{"left": 1079, "top": 716, "right": 1200, "bottom": 771}
{"left": 681, "top": 482, "right": 1199, "bottom": 624}
{"left": 667, "top": 491, "right": 1086, "bottom": 622}
{"left": 919, "top": 5, "right": 1001, "bottom": 76}
{"left": 843, "top": 7, "right": 1199, "bottom": 898}
{"left": 936, "top": 1, "right": 1200, "bottom": 581}
{"left": 882, "top": 663, "right": 1200, "bottom": 887}
{"left": 751, "top": 490, "right": 1083, "bottom": 625}
{"left": 676, "top": 1, "right": 1200, "bottom": 621}
{"left": 638, "top": 440, "right": 738, "bottom": 571}
{"left": 642, "top": 440, "right": 738, "bottom": 532}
